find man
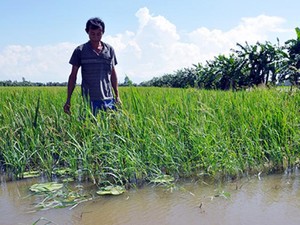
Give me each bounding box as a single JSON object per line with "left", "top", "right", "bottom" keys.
{"left": 64, "top": 17, "right": 121, "bottom": 115}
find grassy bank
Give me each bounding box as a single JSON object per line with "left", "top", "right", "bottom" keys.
{"left": 0, "top": 86, "right": 299, "bottom": 185}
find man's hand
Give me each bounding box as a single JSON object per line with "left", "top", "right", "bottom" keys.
{"left": 63, "top": 102, "right": 71, "bottom": 115}
{"left": 115, "top": 97, "right": 122, "bottom": 105}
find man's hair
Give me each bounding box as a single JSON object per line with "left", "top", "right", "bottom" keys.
{"left": 85, "top": 17, "right": 105, "bottom": 33}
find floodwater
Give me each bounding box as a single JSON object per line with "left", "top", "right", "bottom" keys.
{"left": 1, "top": 169, "right": 300, "bottom": 225}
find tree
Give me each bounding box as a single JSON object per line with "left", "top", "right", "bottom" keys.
{"left": 121, "top": 75, "right": 134, "bottom": 86}
{"left": 233, "top": 41, "right": 283, "bottom": 87}
{"left": 280, "top": 27, "right": 300, "bottom": 88}
{"left": 196, "top": 54, "right": 247, "bottom": 90}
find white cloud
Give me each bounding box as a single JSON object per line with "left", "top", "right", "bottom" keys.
{"left": 111, "top": 9, "right": 290, "bottom": 83}
{"left": 0, "top": 8, "right": 292, "bottom": 84}
{"left": 0, "top": 43, "right": 75, "bottom": 83}
{"left": 187, "top": 15, "right": 287, "bottom": 57}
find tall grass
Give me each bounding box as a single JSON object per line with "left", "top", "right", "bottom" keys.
{"left": 0, "top": 86, "right": 299, "bottom": 185}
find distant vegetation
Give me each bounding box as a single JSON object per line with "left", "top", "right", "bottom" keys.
{"left": 0, "top": 77, "right": 67, "bottom": 87}
{"left": 140, "top": 27, "right": 300, "bottom": 90}
{"left": 1, "top": 28, "right": 299, "bottom": 90}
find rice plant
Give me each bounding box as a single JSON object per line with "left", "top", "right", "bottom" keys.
{"left": 0, "top": 86, "right": 299, "bottom": 185}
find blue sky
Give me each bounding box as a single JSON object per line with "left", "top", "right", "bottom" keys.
{"left": 0, "top": 0, "right": 299, "bottom": 83}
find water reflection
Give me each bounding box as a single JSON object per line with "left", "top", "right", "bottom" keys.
{"left": 1, "top": 171, "right": 300, "bottom": 225}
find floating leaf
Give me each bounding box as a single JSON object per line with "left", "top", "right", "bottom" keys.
{"left": 52, "top": 168, "right": 72, "bottom": 176}
{"left": 96, "top": 185, "right": 125, "bottom": 196}
{"left": 220, "top": 191, "right": 231, "bottom": 199}
{"left": 30, "top": 182, "right": 63, "bottom": 193}
{"left": 62, "top": 177, "right": 74, "bottom": 183}
{"left": 61, "top": 195, "right": 77, "bottom": 204}
{"left": 213, "top": 190, "right": 231, "bottom": 200}
{"left": 30, "top": 186, "right": 91, "bottom": 211}
{"left": 150, "top": 175, "right": 174, "bottom": 184}
{"left": 23, "top": 171, "right": 40, "bottom": 178}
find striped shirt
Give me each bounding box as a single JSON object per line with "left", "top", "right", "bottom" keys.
{"left": 69, "top": 41, "right": 118, "bottom": 101}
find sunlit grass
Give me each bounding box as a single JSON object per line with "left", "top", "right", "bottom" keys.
{"left": 0, "top": 86, "right": 299, "bottom": 185}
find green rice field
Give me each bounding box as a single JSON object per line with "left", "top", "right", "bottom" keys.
{"left": 0, "top": 86, "right": 299, "bottom": 186}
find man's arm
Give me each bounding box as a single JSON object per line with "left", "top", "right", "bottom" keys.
{"left": 111, "top": 66, "right": 121, "bottom": 103}
{"left": 64, "top": 65, "right": 79, "bottom": 114}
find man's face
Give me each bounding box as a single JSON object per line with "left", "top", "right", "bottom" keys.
{"left": 88, "top": 28, "right": 103, "bottom": 42}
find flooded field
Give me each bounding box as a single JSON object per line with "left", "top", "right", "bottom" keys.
{"left": 1, "top": 169, "right": 300, "bottom": 225}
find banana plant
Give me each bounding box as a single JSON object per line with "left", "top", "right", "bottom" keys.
{"left": 280, "top": 27, "right": 300, "bottom": 89}
{"left": 233, "top": 40, "right": 284, "bottom": 87}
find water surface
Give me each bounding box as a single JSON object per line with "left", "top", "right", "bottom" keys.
{"left": 1, "top": 170, "right": 300, "bottom": 225}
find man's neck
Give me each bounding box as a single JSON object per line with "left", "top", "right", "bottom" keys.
{"left": 90, "top": 41, "right": 103, "bottom": 53}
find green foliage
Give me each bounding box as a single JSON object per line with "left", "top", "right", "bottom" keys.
{"left": 0, "top": 86, "right": 299, "bottom": 185}
{"left": 120, "top": 75, "right": 135, "bottom": 87}
{"left": 96, "top": 185, "right": 125, "bottom": 195}
{"left": 234, "top": 40, "right": 284, "bottom": 86}
{"left": 141, "top": 28, "right": 300, "bottom": 90}
{"left": 29, "top": 182, "right": 90, "bottom": 210}
{"left": 0, "top": 78, "right": 67, "bottom": 87}
{"left": 197, "top": 54, "right": 247, "bottom": 90}
{"left": 140, "top": 67, "right": 198, "bottom": 88}
{"left": 280, "top": 27, "right": 300, "bottom": 88}
{"left": 295, "top": 27, "right": 300, "bottom": 41}
{"left": 30, "top": 182, "right": 63, "bottom": 193}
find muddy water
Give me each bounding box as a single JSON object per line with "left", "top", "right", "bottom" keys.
{"left": 1, "top": 170, "right": 300, "bottom": 225}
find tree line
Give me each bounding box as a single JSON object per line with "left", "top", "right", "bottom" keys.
{"left": 0, "top": 77, "right": 67, "bottom": 87}
{"left": 140, "top": 28, "right": 300, "bottom": 90}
